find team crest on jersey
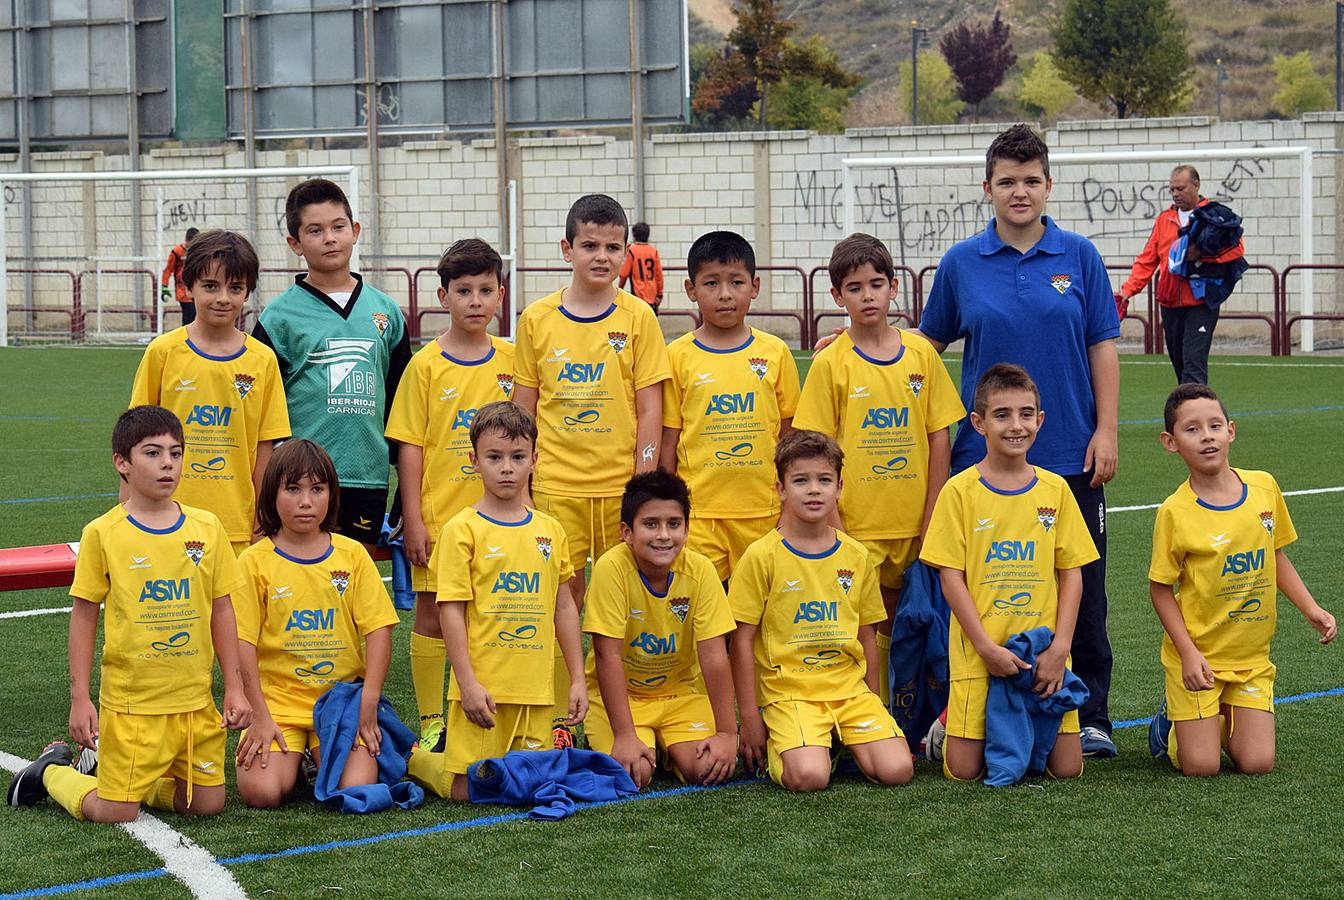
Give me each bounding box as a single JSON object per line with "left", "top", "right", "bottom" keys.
{"left": 668, "top": 596, "right": 690, "bottom": 623}
{"left": 371, "top": 312, "right": 390, "bottom": 335}
{"left": 836, "top": 569, "right": 854, "bottom": 595}
{"left": 607, "top": 332, "right": 628, "bottom": 353}
{"left": 907, "top": 373, "right": 925, "bottom": 396}
{"left": 497, "top": 372, "right": 514, "bottom": 395}
{"left": 1037, "top": 507, "right": 1057, "bottom": 532}
{"left": 1259, "top": 511, "right": 1274, "bottom": 536}
{"left": 536, "top": 536, "right": 553, "bottom": 561}
{"left": 183, "top": 541, "right": 205, "bottom": 566}
{"left": 330, "top": 570, "right": 350, "bottom": 597}
{"left": 748, "top": 357, "right": 769, "bottom": 380}
{"left": 233, "top": 373, "right": 255, "bottom": 398}
{"left": 1050, "top": 274, "right": 1072, "bottom": 295}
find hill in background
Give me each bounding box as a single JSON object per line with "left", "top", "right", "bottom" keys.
{"left": 688, "top": 0, "right": 1338, "bottom": 124}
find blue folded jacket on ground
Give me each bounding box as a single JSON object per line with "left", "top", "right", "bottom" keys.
{"left": 888, "top": 560, "right": 951, "bottom": 752}
{"left": 467, "top": 748, "right": 639, "bottom": 820}
{"left": 312, "top": 679, "right": 425, "bottom": 813}
{"left": 984, "top": 626, "right": 1090, "bottom": 787}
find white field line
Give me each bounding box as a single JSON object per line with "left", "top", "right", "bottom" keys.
{"left": 0, "top": 606, "right": 70, "bottom": 619}
{"left": 0, "top": 750, "right": 247, "bottom": 899}
{"left": 1109, "top": 485, "right": 1344, "bottom": 513}
{"left": 1118, "top": 359, "right": 1344, "bottom": 368}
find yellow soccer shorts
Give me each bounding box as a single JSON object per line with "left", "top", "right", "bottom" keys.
{"left": 1164, "top": 660, "right": 1276, "bottom": 721}
{"left": 442, "top": 701, "right": 551, "bottom": 776}
{"left": 762, "top": 693, "right": 902, "bottom": 786}
{"left": 411, "top": 563, "right": 436, "bottom": 594}
{"left": 858, "top": 537, "right": 921, "bottom": 591}
{"left": 96, "top": 703, "right": 226, "bottom": 803}
{"left": 533, "top": 491, "right": 621, "bottom": 574}
{"left": 584, "top": 691, "right": 716, "bottom": 758}
{"left": 689, "top": 515, "right": 777, "bottom": 582}
{"left": 946, "top": 676, "right": 1082, "bottom": 741}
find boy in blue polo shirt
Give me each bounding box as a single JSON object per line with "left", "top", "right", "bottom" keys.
{"left": 916, "top": 124, "right": 1121, "bottom": 758}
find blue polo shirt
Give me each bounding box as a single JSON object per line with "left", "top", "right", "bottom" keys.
{"left": 920, "top": 216, "right": 1120, "bottom": 476}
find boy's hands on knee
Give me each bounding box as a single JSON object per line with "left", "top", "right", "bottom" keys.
{"left": 565, "top": 682, "right": 588, "bottom": 725}
{"left": 1304, "top": 605, "right": 1337, "bottom": 644}
{"left": 1033, "top": 642, "right": 1068, "bottom": 697}
{"left": 738, "top": 711, "right": 767, "bottom": 775}
{"left": 221, "top": 688, "right": 253, "bottom": 731}
{"left": 1180, "top": 650, "right": 1215, "bottom": 691}
{"left": 696, "top": 732, "right": 738, "bottom": 785}
{"left": 979, "top": 644, "right": 1032, "bottom": 679}
{"left": 461, "top": 682, "right": 497, "bottom": 728}
{"left": 403, "top": 517, "right": 432, "bottom": 568}
{"left": 237, "top": 718, "right": 287, "bottom": 770}
{"left": 612, "top": 733, "right": 656, "bottom": 788}
{"left": 69, "top": 699, "right": 99, "bottom": 751}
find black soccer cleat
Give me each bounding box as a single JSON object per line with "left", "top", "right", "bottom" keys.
{"left": 6, "top": 741, "right": 74, "bottom": 808}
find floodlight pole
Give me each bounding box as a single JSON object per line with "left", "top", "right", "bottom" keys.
{"left": 1215, "top": 59, "right": 1227, "bottom": 118}
{"left": 911, "top": 22, "right": 929, "bottom": 126}
{"left": 629, "top": 0, "right": 646, "bottom": 222}
{"left": 1337, "top": 2, "right": 1343, "bottom": 111}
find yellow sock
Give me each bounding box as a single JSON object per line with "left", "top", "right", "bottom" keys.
{"left": 409, "top": 631, "right": 447, "bottom": 739}
{"left": 144, "top": 777, "right": 178, "bottom": 813}
{"left": 43, "top": 766, "right": 96, "bottom": 821}
{"left": 551, "top": 644, "right": 571, "bottom": 729}
{"left": 406, "top": 745, "right": 452, "bottom": 798}
{"left": 875, "top": 632, "right": 892, "bottom": 708}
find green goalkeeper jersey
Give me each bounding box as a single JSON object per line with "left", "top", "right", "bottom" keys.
{"left": 254, "top": 274, "right": 411, "bottom": 489}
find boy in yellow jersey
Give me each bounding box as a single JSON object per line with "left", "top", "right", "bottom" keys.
{"left": 659, "top": 231, "right": 800, "bottom": 584}
{"left": 8, "top": 406, "right": 251, "bottom": 820}
{"left": 406, "top": 402, "right": 587, "bottom": 801}
{"left": 233, "top": 440, "right": 400, "bottom": 806}
{"left": 385, "top": 238, "right": 515, "bottom": 746}
{"left": 512, "top": 194, "right": 670, "bottom": 740}
{"left": 730, "top": 431, "right": 913, "bottom": 793}
{"left": 920, "top": 364, "right": 1096, "bottom": 782}
{"left": 584, "top": 471, "right": 738, "bottom": 788}
{"left": 794, "top": 233, "right": 962, "bottom": 706}
{"left": 1146, "top": 384, "right": 1335, "bottom": 776}
{"left": 130, "top": 230, "right": 291, "bottom": 554}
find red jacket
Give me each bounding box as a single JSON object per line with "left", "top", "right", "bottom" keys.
{"left": 161, "top": 243, "right": 190, "bottom": 304}
{"left": 619, "top": 243, "right": 664, "bottom": 306}
{"left": 1121, "top": 198, "right": 1245, "bottom": 308}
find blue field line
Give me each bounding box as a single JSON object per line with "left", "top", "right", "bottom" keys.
{"left": 0, "top": 779, "right": 757, "bottom": 899}
{"left": 1119, "top": 404, "right": 1344, "bottom": 426}
{"left": 1112, "top": 685, "right": 1344, "bottom": 730}
{"left": 0, "top": 492, "right": 116, "bottom": 506}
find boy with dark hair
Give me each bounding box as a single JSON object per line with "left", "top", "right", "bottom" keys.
{"left": 131, "top": 229, "right": 290, "bottom": 553}
{"left": 386, "top": 237, "right": 515, "bottom": 746}
{"left": 917, "top": 123, "right": 1122, "bottom": 758}
{"left": 407, "top": 401, "right": 586, "bottom": 801}
{"left": 730, "top": 430, "right": 913, "bottom": 793}
{"left": 583, "top": 470, "right": 738, "bottom": 788}
{"left": 660, "top": 230, "right": 800, "bottom": 584}
{"left": 1147, "top": 384, "right": 1335, "bottom": 775}
{"left": 254, "top": 178, "right": 412, "bottom": 548}
{"left": 512, "top": 193, "right": 671, "bottom": 743}
{"left": 8, "top": 406, "right": 251, "bottom": 820}
{"left": 795, "top": 232, "right": 962, "bottom": 705}
{"left": 920, "top": 364, "right": 1097, "bottom": 782}
{"left": 619, "top": 221, "right": 664, "bottom": 312}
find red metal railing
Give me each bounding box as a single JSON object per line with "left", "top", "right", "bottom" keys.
{"left": 1278, "top": 264, "right": 1344, "bottom": 356}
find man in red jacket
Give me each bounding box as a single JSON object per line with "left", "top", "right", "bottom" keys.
{"left": 1117, "top": 166, "right": 1243, "bottom": 385}
{"left": 160, "top": 227, "right": 200, "bottom": 326}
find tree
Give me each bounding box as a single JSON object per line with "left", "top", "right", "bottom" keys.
{"left": 729, "top": 0, "right": 795, "bottom": 127}
{"left": 691, "top": 48, "right": 757, "bottom": 125}
{"left": 1018, "top": 50, "right": 1077, "bottom": 120}
{"left": 939, "top": 12, "right": 1016, "bottom": 118}
{"left": 766, "top": 37, "right": 862, "bottom": 133}
{"left": 898, "top": 52, "right": 965, "bottom": 125}
{"left": 1051, "top": 0, "right": 1192, "bottom": 119}
{"left": 1271, "top": 52, "right": 1332, "bottom": 117}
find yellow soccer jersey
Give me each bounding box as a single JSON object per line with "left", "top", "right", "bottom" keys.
{"left": 70, "top": 503, "right": 242, "bottom": 714}
{"left": 130, "top": 327, "right": 291, "bottom": 541}
{"left": 920, "top": 466, "right": 1099, "bottom": 680}
{"left": 1148, "top": 469, "right": 1296, "bottom": 670}
{"left": 432, "top": 507, "right": 575, "bottom": 705}
{"left": 583, "top": 544, "right": 736, "bottom": 699}
{"left": 234, "top": 535, "right": 400, "bottom": 725}
{"left": 385, "top": 336, "right": 515, "bottom": 538}
{"left": 663, "top": 329, "right": 801, "bottom": 518}
{"left": 728, "top": 529, "right": 884, "bottom": 705}
{"left": 793, "top": 330, "right": 962, "bottom": 539}
{"left": 513, "top": 289, "right": 671, "bottom": 497}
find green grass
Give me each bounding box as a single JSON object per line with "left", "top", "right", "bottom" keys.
{"left": 1, "top": 346, "right": 1343, "bottom": 898}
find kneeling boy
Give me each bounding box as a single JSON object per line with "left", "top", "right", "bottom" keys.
{"left": 406, "top": 402, "right": 586, "bottom": 801}
{"left": 730, "top": 430, "right": 913, "bottom": 792}
{"left": 8, "top": 406, "right": 251, "bottom": 821}
{"left": 584, "top": 470, "right": 738, "bottom": 788}
{"left": 920, "top": 364, "right": 1097, "bottom": 782}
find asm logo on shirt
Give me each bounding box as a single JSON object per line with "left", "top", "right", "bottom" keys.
{"left": 558, "top": 362, "right": 604, "bottom": 383}
{"left": 705, "top": 392, "right": 754, "bottom": 415}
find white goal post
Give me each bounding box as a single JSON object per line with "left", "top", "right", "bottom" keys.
{"left": 840, "top": 147, "right": 1317, "bottom": 352}
{"left": 0, "top": 165, "right": 360, "bottom": 348}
